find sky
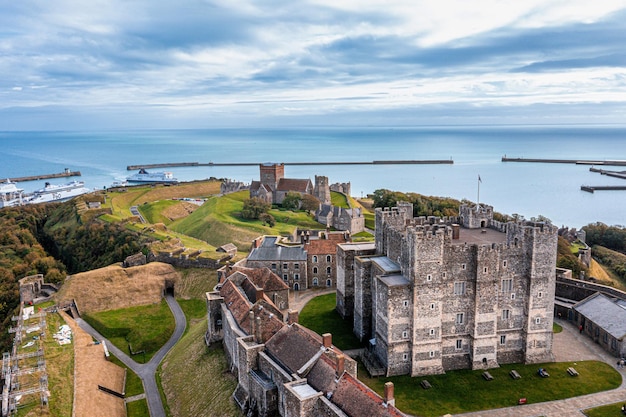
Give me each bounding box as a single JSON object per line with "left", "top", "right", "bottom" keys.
{"left": 2, "top": 1, "right": 626, "bottom": 130}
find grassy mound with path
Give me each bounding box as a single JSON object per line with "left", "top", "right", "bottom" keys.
{"left": 55, "top": 262, "right": 179, "bottom": 313}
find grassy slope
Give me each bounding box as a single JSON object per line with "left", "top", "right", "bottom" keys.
{"left": 330, "top": 191, "right": 350, "bottom": 208}
{"left": 299, "top": 293, "right": 365, "bottom": 350}
{"left": 159, "top": 319, "right": 239, "bottom": 417}
{"left": 170, "top": 191, "right": 321, "bottom": 250}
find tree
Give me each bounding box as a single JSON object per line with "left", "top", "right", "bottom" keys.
{"left": 259, "top": 213, "right": 276, "bottom": 227}
{"left": 281, "top": 192, "right": 302, "bottom": 210}
{"left": 241, "top": 198, "right": 271, "bottom": 219}
{"left": 301, "top": 194, "right": 321, "bottom": 212}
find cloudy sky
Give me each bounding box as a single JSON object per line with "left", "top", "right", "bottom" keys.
{"left": 2, "top": 1, "right": 626, "bottom": 129}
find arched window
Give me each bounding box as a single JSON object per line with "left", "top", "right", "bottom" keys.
{"left": 313, "top": 278, "right": 318, "bottom": 286}
{"left": 294, "top": 283, "right": 300, "bottom": 291}
{"left": 326, "top": 255, "right": 332, "bottom": 262}
{"left": 326, "top": 267, "right": 332, "bottom": 275}
{"left": 312, "top": 255, "right": 318, "bottom": 263}
{"left": 326, "top": 279, "right": 332, "bottom": 287}
{"left": 313, "top": 267, "right": 318, "bottom": 274}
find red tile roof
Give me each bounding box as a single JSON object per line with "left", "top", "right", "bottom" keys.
{"left": 276, "top": 178, "right": 312, "bottom": 192}
{"left": 230, "top": 266, "right": 289, "bottom": 291}
{"left": 332, "top": 372, "right": 405, "bottom": 417}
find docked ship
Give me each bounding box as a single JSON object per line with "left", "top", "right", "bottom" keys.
{"left": 24, "top": 181, "right": 91, "bottom": 204}
{"left": 0, "top": 180, "right": 25, "bottom": 208}
{"left": 126, "top": 168, "right": 179, "bottom": 184}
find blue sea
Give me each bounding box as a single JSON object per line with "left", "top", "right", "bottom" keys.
{"left": 1, "top": 125, "right": 625, "bottom": 229}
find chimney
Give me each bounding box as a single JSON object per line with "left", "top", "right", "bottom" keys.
{"left": 335, "top": 353, "right": 345, "bottom": 377}
{"left": 249, "top": 311, "right": 255, "bottom": 338}
{"left": 383, "top": 381, "right": 395, "bottom": 407}
{"left": 300, "top": 231, "right": 305, "bottom": 244}
{"left": 287, "top": 310, "right": 299, "bottom": 324}
{"left": 255, "top": 316, "right": 262, "bottom": 344}
{"left": 306, "top": 230, "right": 310, "bottom": 243}
{"left": 322, "top": 333, "right": 332, "bottom": 348}
{"left": 452, "top": 224, "right": 460, "bottom": 240}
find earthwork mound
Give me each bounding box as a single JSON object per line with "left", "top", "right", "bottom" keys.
{"left": 55, "top": 262, "right": 180, "bottom": 313}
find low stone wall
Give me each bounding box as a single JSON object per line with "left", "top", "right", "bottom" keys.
{"left": 556, "top": 276, "right": 626, "bottom": 303}
{"left": 147, "top": 252, "right": 223, "bottom": 269}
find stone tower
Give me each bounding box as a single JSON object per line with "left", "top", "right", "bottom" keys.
{"left": 259, "top": 163, "right": 285, "bottom": 190}
{"left": 314, "top": 175, "right": 331, "bottom": 205}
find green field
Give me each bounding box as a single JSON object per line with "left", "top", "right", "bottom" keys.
{"left": 82, "top": 300, "right": 175, "bottom": 363}
{"left": 584, "top": 402, "right": 626, "bottom": 417}
{"left": 299, "top": 293, "right": 365, "bottom": 350}
{"left": 359, "top": 360, "right": 621, "bottom": 417}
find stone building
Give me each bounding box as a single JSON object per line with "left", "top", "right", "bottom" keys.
{"left": 218, "top": 265, "right": 290, "bottom": 311}
{"left": 245, "top": 233, "right": 350, "bottom": 291}
{"left": 572, "top": 293, "right": 626, "bottom": 359}
{"left": 315, "top": 204, "right": 365, "bottom": 234}
{"left": 249, "top": 163, "right": 315, "bottom": 205}
{"left": 338, "top": 202, "right": 558, "bottom": 377}
{"left": 206, "top": 270, "right": 405, "bottom": 417}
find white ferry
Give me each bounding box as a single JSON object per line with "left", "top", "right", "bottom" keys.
{"left": 126, "top": 168, "right": 179, "bottom": 184}
{"left": 0, "top": 180, "right": 25, "bottom": 208}
{"left": 24, "top": 181, "right": 91, "bottom": 204}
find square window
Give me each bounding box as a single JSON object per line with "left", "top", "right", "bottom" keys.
{"left": 283, "top": 263, "right": 288, "bottom": 269}
{"left": 502, "top": 309, "right": 510, "bottom": 320}
{"left": 294, "top": 263, "right": 299, "bottom": 270}
{"left": 500, "top": 335, "right": 506, "bottom": 345}
{"left": 454, "top": 282, "right": 466, "bottom": 295}
{"left": 271, "top": 263, "right": 277, "bottom": 270}
{"left": 282, "top": 274, "right": 288, "bottom": 281}
{"left": 456, "top": 313, "right": 464, "bottom": 325}
{"left": 501, "top": 279, "right": 513, "bottom": 293}
{"left": 294, "top": 274, "right": 300, "bottom": 281}
{"left": 456, "top": 339, "right": 462, "bottom": 350}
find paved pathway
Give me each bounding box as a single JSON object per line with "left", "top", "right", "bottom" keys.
{"left": 451, "top": 319, "right": 626, "bottom": 417}
{"left": 76, "top": 294, "right": 186, "bottom": 417}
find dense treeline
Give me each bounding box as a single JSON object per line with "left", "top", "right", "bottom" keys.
{"left": 370, "top": 189, "right": 463, "bottom": 217}
{"left": 0, "top": 205, "right": 66, "bottom": 352}
{"left": 590, "top": 245, "right": 626, "bottom": 282}
{"left": 41, "top": 202, "right": 148, "bottom": 273}
{"left": 583, "top": 223, "right": 626, "bottom": 254}
{"left": 0, "top": 201, "right": 150, "bottom": 352}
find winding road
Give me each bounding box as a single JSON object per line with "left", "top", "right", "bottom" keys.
{"left": 76, "top": 294, "right": 187, "bottom": 417}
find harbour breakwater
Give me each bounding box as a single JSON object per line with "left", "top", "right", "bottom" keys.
{"left": 127, "top": 160, "right": 454, "bottom": 170}
{"left": 502, "top": 157, "right": 626, "bottom": 166}
{"left": 7, "top": 168, "right": 81, "bottom": 183}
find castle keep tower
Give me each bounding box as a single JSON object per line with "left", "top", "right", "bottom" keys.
{"left": 338, "top": 202, "right": 558, "bottom": 377}
{"left": 314, "top": 175, "right": 331, "bottom": 205}
{"left": 259, "top": 163, "right": 285, "bottom": 190}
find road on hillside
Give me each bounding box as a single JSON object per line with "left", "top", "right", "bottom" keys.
{"left": 76, "top": 294, "right": 187, "bottom": 417}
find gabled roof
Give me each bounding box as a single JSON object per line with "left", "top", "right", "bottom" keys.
{"left": 217, "top": 243, "right": 238, "bottom": 253}
{"left": 574, "top": 293, "right": 626, "bottom": 339}
{"left": 229, "top": 266, "right": 289, "bottom": 292}
{"left": 220, "top": 279, "right": 252, "bottom": 328}
{"left": 276, "top": 178, "right": 312, "bottom": 192}
{"left": 332, "top": 372, "right": 405, "bottom": 417}
{"left": 264, "top": 324, "right": 324, "bottom": 374}
{"left": 306, "top": 239, "right": 343, "bottom": 255}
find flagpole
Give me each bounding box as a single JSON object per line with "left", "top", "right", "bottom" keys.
{"left": 477, "top": 175, "right": 481, "bottom": 208}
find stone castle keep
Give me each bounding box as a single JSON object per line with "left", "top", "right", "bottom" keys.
{"left": 337, "top": 202, "right": 558, "bottom": 377}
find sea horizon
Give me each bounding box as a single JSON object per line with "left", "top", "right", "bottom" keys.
{"left": 1, "top": 125, "right": 625, "bottom": 229}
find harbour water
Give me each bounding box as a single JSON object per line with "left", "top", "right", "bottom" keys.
{"left": 1, "top": 125, "right": 625, "bottom": 228}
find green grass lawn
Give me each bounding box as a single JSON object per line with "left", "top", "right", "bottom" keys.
{"left": 331, "top": 191, "right": 350, "bottom": 208}
{"left": 126, "top": 398, "right": 150, "bottom": 417}
{"left": 553, "top": 322, "right": 563, "bottom": 333}
{"left": 82, "top": 300, "right": 175, "bottom": 363}
{"left": 299, "top": 293, "right": 365, "bottom": 350}
{"left": 358, "top": 360, "right": 621, "bottom": 417}
{"left": 584, "top": 402, "right": 626, "bottom": 417}
{"left": 139, "top": 200, "right": 180, "bottom": 225}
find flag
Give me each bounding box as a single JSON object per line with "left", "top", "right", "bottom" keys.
{"left": 478, "top": 175, "right": 482, "bottom": 183}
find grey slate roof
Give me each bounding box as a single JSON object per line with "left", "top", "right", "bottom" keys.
{"left": 247, "top": 236, "right": 307, "bottom": 262}
{"left": 574, "top": 293, "right": 626, "bottom": 339}
{"left": 371, "top": 256, "right": 401, "bottom": 273}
